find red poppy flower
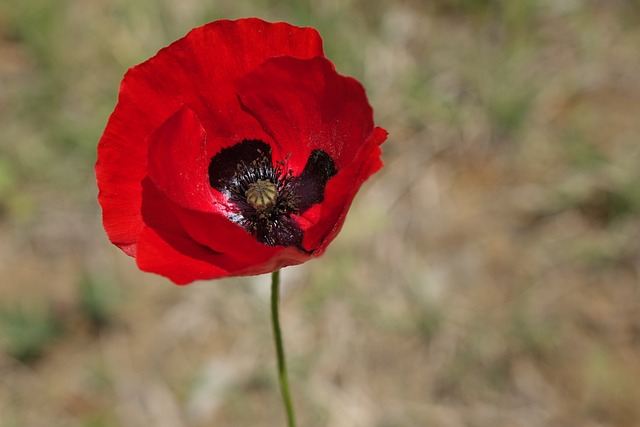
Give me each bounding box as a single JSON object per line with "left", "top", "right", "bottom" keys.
{"left": 96, "top": 18, "right": 387, "bottom": 284}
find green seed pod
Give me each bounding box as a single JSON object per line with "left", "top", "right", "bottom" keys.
{"left": 246, "top": 179, "right": 278, "bottom": 211}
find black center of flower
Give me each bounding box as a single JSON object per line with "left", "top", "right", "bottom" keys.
{"left": 208, "top": 139, "right": 337, "bottom": 250}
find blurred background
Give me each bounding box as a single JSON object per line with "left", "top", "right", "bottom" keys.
{"left": 1, "top": 0, "right": 640, "bottom": 426}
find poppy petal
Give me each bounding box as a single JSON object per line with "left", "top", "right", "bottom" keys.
{"left": 172, "top": 203, "right": 314, "bottom": 274}
{"left": 237, "top": 56, "right": 386, "bottom": 253}
{"left": 174, "top": 206, "right": 312, "bottom": 271}
{"left": 146, "top": 106, "right": 222, "bottom": 213}
{"left": 302, "top": 126, "right": 387, "bottom": 252}
{"left": 136, "top": 226, "right": 230, "bottom": 285}
{"left": 141, "top": 176, "right": 311, "bottom": 278}
{"left": 236, "top": 56, "right": 375, "bottom": 173}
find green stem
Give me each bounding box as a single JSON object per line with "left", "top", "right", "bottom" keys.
{"left": 271, "top": 269, "right": 297, "bottom": 427}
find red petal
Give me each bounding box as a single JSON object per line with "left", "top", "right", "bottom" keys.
{"left": 146, "top": 107, "right": 222, "bottom": 213}
{"left": 237, "top": 57, "right": 387, "bottom": 253}
{"left": 97, "top": 19, "right": 324, "bottom": 255}
{"left": 138, "top": 220, "right": 312, "bottom": 284}
{"left": 171, "top": 207, "right": 313, "bottom": 274}
{"left": 302, "top": 126, "right": 387, "bottom": 252}
{"left": 137, "top": 213, "right": 312, "bottom": 283}
{"left": 236, "top": 56, "right": 375, "bottom": 173}
{"left": 136, "top": 226, "right": 230, "bottom": 285}
{"left": 140, "top": 177, "right": 312, "bottom": 282}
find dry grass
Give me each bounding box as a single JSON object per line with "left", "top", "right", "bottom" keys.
{"left": 1, "top": 0, "right": 640, "bottom": 426}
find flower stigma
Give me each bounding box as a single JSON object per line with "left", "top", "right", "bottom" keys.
{"left": 246, "top": 179, "right": 278, "bottom": 211}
